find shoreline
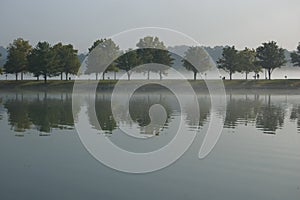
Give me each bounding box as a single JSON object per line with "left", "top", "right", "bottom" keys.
{"left": 0, "top": 79, "right": 300, "bottom": 92}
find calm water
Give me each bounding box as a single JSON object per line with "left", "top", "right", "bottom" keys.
{"left": 0, "top": 90, "right": 300, "bottom": 200}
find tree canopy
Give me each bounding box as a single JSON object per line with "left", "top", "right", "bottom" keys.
{"left": 291, "top": 42, "right": 300, "bottom": 68}
{"left": 217, "top": 46, "right": 239, "bottom": 80}
{"left": 115, "top": 49, "right": 140, "bottom": 80}
{"left": 86, "top": 38, "right": 120, "bottom": 80}
{"left": 183, "top": 46, "right": 212, "bottom": 80}
{"left": 27, "top": 42, "right": 58, "bottom": 83}
{"left": 238, "top": 48, "right": 261, "bottom": 80}
{"left": 53, "top": 43, "right": 80, "bottom": 80}
{"left": 136, "top": 36, "right": 173, "bottom": 79}
{"left": 4, "top": 38, "right": 32, "bottom": 80}
{"left": 256, "top": 41, "right": 286, "bottom": 80}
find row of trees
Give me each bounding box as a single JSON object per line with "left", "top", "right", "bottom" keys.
{"left": 86, "top": 37, "right": 174, "bottom": 80}
{"left": 217, "top": 41, "right": 288, "bottom": 80}
{"left": 3, "top": 38, "right": 80, "bottom": 82}
{"left": 2, "top": 37, "right": 300, "bottom": 81}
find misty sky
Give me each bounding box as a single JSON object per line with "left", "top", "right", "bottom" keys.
{"left": 0, "top": 0, "right": 300, "bottom": 53}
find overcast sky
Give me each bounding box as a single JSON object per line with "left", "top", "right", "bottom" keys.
{"left": 1, "top": 0, "right": 300, "bottom": 52}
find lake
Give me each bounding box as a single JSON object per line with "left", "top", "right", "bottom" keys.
{"left": 0, "top": 90, "right": 300, "bottom": 200}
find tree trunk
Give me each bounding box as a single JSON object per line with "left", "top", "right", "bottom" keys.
{"left": 102, "top": 72, "right": 105, "bottom": 80}
{"left": 147, "top": 70, "right": 150, "bottom": 80}
{"left": 15, "top": 73, "right": 18, "bottom": 81}
{"left": 44, "top": 75, "right": 47, "bottom": 83}
{"left": 193, "top": 72, "right": 197, "bottom": 80}
{"left": 245, "top": 72, "right": 248, "bottom": 80}
{"left": 229, "top": 72, "right": 232, "bottom": 80}
{"left": 96, "top": 73, "right": 98, "bottom": 80}
{"left": 65, "top": 73, "right": 68, "bottom": 80}
{"left": 114, "top": 71, "right": 116, "bottom": 80}
{"left": 37, "top": 76, "right": 39, "bottom": 81}
{"left": 21, "top": 72, "right": 23, "bottom": 80}
{"left": 127, "top": 72, "right": 131, "bottom": 80}
{"left": 268, "top": 69, "right": 271, "bottom": 80}
{"left": 61, "top": 73, "right": 63, "bottom": 80}
{"left": 159, "top": 71, "right": 162, "bottom": 80}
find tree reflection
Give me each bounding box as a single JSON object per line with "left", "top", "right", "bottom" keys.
{"left": 255, "top": 95, "right": 285, "bottom": 134}
{"left": 185, "top": 95, "right": 211, "bottom": 128}
{"left": 0, "top": 97, "right": 4, "bottom": 121}
{"left": 4, "top": 92, "right": 75, "bottom": 134}
{"left": 290, "top": 105, "right": 300, "bottom": 132}
{"left": 27, "top": 93, "right": 74, "bottom": 132}
{"left": 129, "top": 93, "right": 173, "bottom": 135}
{"left": 224, "top": 94, "right": 261, "bottom": 128}
{"left": 88, "top": 93, "right": 117, "bottom": 134}
{"left": 4, "top": 94, "right": 32, "bottom": 132}
{"left": 224, "top": 94, "right": 285, "bottom": 134}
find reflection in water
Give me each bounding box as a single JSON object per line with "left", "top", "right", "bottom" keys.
{"left": 255, "top": 96, "right": 285, "bottom": 134}
{"left": 1, "top": 91, "right": 300, "bottom": 136}
{"left": 290, "top": 105, "right": 300, "bottom": 132}
{"left": 224, "top": 94, "right": 285, "bottom": 134}
{"left": 128, "top": 93, "right": 174, "bottom": 135}
{"left": 88, "top": 93, "right": 117, "bottom": 133}
{"left": 3, "top": 93, "right": 74, "bottom": 134}
{"left": 185, "top": 95, "right": 211, "bottom": 128}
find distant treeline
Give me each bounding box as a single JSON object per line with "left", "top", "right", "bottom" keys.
{"left": 0, "top": 37, "right": 300, "bottom": 81}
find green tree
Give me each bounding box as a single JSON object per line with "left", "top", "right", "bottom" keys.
{"left": 238, "top": 48, "right": 261, "bottom": 80}
{"left": 136, "top": 36, "right": 173, "bottom": 80}
{"left": 4, "top": 38, "right": 32, "bottom": 80}
{"left": 27, "top": 42, "right": 58, "bottom": 83}
{"left": 116, "top": 49, "right": 140, "bottom": 80}
{"left": 183, "top": 46, "right": 212, "bottom": 80}
{"left": 0, "top": 53, "right": 2, "bottom": 75}
{"left": 217, "top": 46, "right": 239, "bottom": 80}
{"left": 256, "top": 41, "right": 286, "bottom": 80}
{"left": 53, "top": 43, "right": 80, "bottom": 80}
{"left": 86, "top": 39, "right": 120, "bottom": 80}
{"left": 290, "top": 42, "right": 300, "bottom": 68}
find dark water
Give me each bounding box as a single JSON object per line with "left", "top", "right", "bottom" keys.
{"left": 0, "top": 91, "right": 300, "bottom": 200}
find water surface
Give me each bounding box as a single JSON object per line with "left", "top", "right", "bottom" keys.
{"left": 0, "top": 90, "right": 299, "bottom": 200}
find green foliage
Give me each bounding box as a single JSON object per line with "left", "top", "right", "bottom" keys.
{"left": 27, "top": 42, "right": 58, "bottom": 83}
{"left": 86, "top": 38, "right": 120, "bottom": 80}
{"left": 4, "top": 38, "right": 32, "bottom": 80}
{"left": 238, "top": 48, "right": 261, "bottom": 80}
{"left": 291, "top": 42, "right": 300, "bottom": 68}
{"left": 0, "top": 53, "right": 2, "bottom": 74}
{"left": 256, "top": 41, "right": 286, "bottom": 80}
{"left": 116, "top": 49, "right": 140, "bottom": 80}
{"left": 136, "top": 36, "right": 173, "bottom": 79}
{"left": 183, "top": 46, "right": 212, "bottom": 80}
{"left": 217, "top": 46, "right": 239, "bottom": 80}
{"left": 53, "top": 43, "right": 80, "bottom": 80}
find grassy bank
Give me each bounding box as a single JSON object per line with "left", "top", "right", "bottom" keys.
{"left": 0, "top": 79, "right": 300, "bottom": 91}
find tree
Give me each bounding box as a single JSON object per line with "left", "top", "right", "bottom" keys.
{"left": 183, "top": 46, "right": 212, "bottom": 80}
{"left": 136, "top": 36, "right": 173, "bottom": 80}
{"left": 256, "top": 41, "right": 286, "bottom": 80}
{"left": 0, "top": 53, "right": 2, "bottom": 75}
{"left": 86, "top": 39, "right": 120, "bottom": 80}
{"left": 217, "top": 46, "right": 239, "bottom": 80}
{"left": 4, "top": 38, "right": 32, "bottom": 80}
{"left": 53, "top": 43, "right": 80, "bottom": 80}
{"left": 116, "top": 49, "right": 140, "bottom": 80}
{"left": 238, "top": 48, "right": 261, "bottom": 80}
{"left": 27, "top": 42, "right": 58, "bottom": 83}
{"left": 291, "top": 42, "right": 300, "bottom": 68}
